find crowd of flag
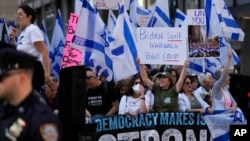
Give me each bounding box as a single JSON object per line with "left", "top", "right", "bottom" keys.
{"left": 0, "top": 0, "right": 245, "bottom": 81}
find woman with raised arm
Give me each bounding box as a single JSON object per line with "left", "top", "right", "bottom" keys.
{"left": 138, "top": 58, "right": 189, "bottom": 112}
{"left": 212, "top": 50, "right": 237, "bottom": 111}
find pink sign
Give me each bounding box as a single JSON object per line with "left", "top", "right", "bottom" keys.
{"left": 61, "top": 13, "right": 82, "bottom": 68}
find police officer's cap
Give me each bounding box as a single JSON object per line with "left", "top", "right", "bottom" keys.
{"left": 0, "top": 42, "right": 37, "bottom": 76}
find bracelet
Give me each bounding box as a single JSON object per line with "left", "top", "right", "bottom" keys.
{"left": 140, "top": 97, "right": 145, "bottom": 100}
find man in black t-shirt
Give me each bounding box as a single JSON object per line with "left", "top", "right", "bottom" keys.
{"left": 85, "top": 68, "right": 119, "bottom": 122}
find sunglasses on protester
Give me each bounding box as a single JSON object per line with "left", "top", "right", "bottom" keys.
{"left": 184, "top": 81, "right": 193, "bottom": 85}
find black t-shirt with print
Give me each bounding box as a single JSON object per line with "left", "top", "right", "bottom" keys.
{"left": 86, "top": 81, "right": 118, "bottom": 115}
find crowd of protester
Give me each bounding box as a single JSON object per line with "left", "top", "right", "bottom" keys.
{"left": 32, "top": 50, "right": 238, "bottom": 124}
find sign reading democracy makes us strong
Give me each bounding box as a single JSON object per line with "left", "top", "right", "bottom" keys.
{"left": 136, "top": 27, "right": 188, "bottom": 65}
{"left": 92, "top": 112, "right": 211, "bottom": 141}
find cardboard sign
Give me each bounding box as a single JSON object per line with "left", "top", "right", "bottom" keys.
{"left": 136, "top": 27, "right": 188, "bottom": 65}
{"left": 61, "top": 13, "right": 83, "bottom": 68}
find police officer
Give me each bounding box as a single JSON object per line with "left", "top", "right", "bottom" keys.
{"left": 0, "top": 41, "right": 62, "bottom": 141}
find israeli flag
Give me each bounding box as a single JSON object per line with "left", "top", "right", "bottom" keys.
{"left": 219, "top": 37, "right": 240, "bottom": 67}
{"left": 109, "top": 1, "right": 139, "bottom": 81}
{"left": 0, "top": 18, "right": 10, "bottom": 43}
{"left": 205, "top": 0, "right": 245, "bottom": 41}
{"left": 174, "top": 8, "right": 186, "bottom": 28}
{"left": 72, "top": 0, "right": 114, "bottom": 81}
{"left": 203, "top": 108, "right": 247, "bottom": 141}
{"left": 146, "top": 0, "right": 172, "bottom": 27}
{"left": 0, "top": 18, "right": 4, "bottom": 41}
{"left": 187, "top": 58, "right": 222, "bottom": 77}
{"left": 129, "top": 0, "right": 151, "bottom": 27}
{"left": 74, "top": 0, "right": 83, "bottom": 15}
{"left": 50, "top": 10, "right": 66, "bottom": 79}
{"left": 107, "top": 10, "right": 117, "bottom": 34}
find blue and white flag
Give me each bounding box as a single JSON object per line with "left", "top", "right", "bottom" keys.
{"left": 187, "top": 58, "right": 222, "bottom": 77}
{"left": 109, "top": 1, "right": 139, "bottom": 81}
{"left": 203, "top": 108, "right": 247, "bottom": 141}
{"left": 50, "top": 10, "right": 65, "bottom": 79}
{"left": 129, "top": 0, "right": 151, "bottom": 27}
{"left": 40, "top": 20, "right": 53, "bottom": 69}
{"left": 205, "top": 0, "right": 240, "bottom": 69}
{"left": 71, "top": 0, "right": 114, "bottom": 81}
{"left": 146, "top": 0, "right": 171, "bottom": 27}
{"left": 74, "top": 0, "right": 83, "bottom": 15}
{"left": 0, "top": 18, "right": 10, "bottom": 43}
{"left": 174, "top": 8, "right": 186, "bottom": 28}
{"left": 205, "top": 0, "right": 245, "bottom": 41}
{"left": 0, "top": 18, "right": 4, "bottom": 41}
{"left": 219, "top": 37, "right": 240, "bottom": 67}
{"left": 107, "top": 10, "right": 117, "bottom": 34}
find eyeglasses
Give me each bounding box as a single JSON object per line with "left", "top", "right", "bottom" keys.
{"left": 15, "top": 13, "right": 26, "bottom": 17}
{"left": 184, "top": 81, "right": 193, "bottom": 85}
{"left": 134, "top": 81, "right": 142, "bottom": 85}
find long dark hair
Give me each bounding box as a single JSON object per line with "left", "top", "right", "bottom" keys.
{"left": 19, "top": 5, "right": 36, "bottom": 23}
{"left": 126, "top": 73, "right": 143, "bottom": 96}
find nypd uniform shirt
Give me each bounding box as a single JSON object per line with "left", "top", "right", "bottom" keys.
{"left": 0, "top": 91, "right": 62, "bottom": 141}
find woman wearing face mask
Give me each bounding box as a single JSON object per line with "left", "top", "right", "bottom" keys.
{"left": 118, "top": 74, "right": 151, "bottom": 117}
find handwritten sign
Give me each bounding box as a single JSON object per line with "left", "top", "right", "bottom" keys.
{"left": 61, "top": 13, "right": 83, "bottom": 69}
{"left": 80, "top": 112, "right": 211, "bottom": 141}
{"left": 136, "top": 27, "right": 188, "bottom": 65}
{"left": 187, "top": 9, "right": 206, "bottom": 25}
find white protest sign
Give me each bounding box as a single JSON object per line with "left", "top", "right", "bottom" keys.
{"left": 136, "top": 27, "right": 188, "bottom": 65}
{"left": 187, "top": 9, "right": 206, "bottom": 25}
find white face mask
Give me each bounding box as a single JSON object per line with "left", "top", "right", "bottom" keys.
{"left": 132, "top": 84, "right": 140, "bottom": 94}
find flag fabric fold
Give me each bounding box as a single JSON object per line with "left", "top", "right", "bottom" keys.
{"left": 205, "top": 0, "right": 245, "bottom": 41}
{"left": 109, "top": 1, "right": 139, "bottom": 81}
{"left": 0, "top": 18, "right": 10, "bottom": 43}
{"left": 146, "top": 0, "right": 172, "bottom": 27}
{"left": 129, "top": 0, "right": 151, "bottom": 27}
{"left": 174, "top": 8, "right": 186, "bottom": 28}
{"left": 187, "top": 58, "right": 222, "bottom": 77}
{"left": 50, "top": 10, "right": 66, "bottom": 79}
{"left": 187, "top": 0, "right": 242, "bottom": 76}
{"left": 107, "top": 9, "right": 117, "bottom": 34}
{"left": 202, "top": 108, "right": 247, "bottom": 141}
{"left": 71, "top": 0, "right": 114, "bottom": 81}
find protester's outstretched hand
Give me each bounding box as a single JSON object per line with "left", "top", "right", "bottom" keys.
{"left": 227, "top": 50, "right": 232, "bottom": 59}
{"left": 45, "top": 76, "right": 57, "bottom": 91}
{"left": 183, "top": 59, "right": 189, "bottom": 67}
{"left": 136, "top": 57, "right": 141, "bottom": 64}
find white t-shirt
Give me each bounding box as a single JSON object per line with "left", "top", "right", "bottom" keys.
{"left": 118, "top": 94, "right": 150, "bottom": 115}
{"left": 17, "top": 24, "right": 44, "bottom": 62}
